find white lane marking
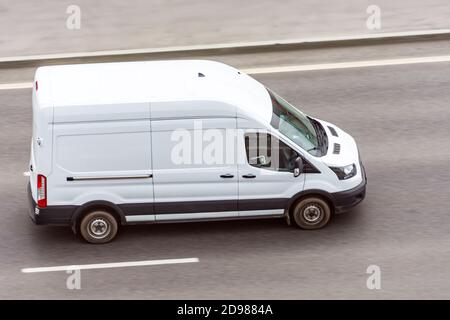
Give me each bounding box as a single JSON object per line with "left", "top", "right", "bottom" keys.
{"left": 1, "top": 29, "right": 450, "bottom": 63}
{"left": 21, "top": 257, "right": 199, "bottom": 273}
{"left": 3, "top": 55, "right": 450, "bottom": 92}
{"left": 0, "top": 82, "right": 33, "bottom": 90}
{"left": 23, "top": 171, "right": 30, "bottom": 177}
{"left": 243, "top": 55, "right": 450, "bottom": 74}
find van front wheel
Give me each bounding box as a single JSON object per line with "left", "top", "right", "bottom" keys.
{"left": 79, "top": 210, "right": 118, "bottom": 244}
{"left": 292, "top": 197, "right": 331, "bottom": 230}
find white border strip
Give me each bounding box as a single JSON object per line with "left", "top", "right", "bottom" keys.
{"left": 156, "top": 211, "right": 239, "bottom": 221}
{"left": 1, "top": 29, "right": 450, "bottom": 63}
{"left": 126, "top": 214, "right": 155, "bottom": 223}
{"left": 238, "top": 209, "right": 285, "bottom": 217}
{"left": 21, "top": 257, "right": 199, "bottom": 273}
{"left": 125, "top": 209, "right": 284, "bottom": 223}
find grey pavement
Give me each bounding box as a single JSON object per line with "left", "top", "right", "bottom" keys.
{"left": 3, "top": 37, "right": 450, "bottom": 84}
{"left": 1, "top": 0, "right": 450, "bottom": 57}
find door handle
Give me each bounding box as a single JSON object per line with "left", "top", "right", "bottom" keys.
{"left": 220, "top": 174, "right": 234, "bottom": 178}
{"left": 242, "top": 174, "right": 256, "bottom": 179}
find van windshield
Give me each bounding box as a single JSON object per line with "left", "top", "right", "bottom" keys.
{"left": 268, "top": 89, "right": 319, "bottom": 154}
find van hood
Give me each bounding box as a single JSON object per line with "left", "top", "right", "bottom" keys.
{"left": 313, "top": 118, "right": 360, "bottom": 167}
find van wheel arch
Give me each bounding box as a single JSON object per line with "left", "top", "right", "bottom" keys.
{"left": 287, "top": 191, "right": 335, "bottom": 219}
{"left": 71, "top": 201, "right": 125, "bottom": 234}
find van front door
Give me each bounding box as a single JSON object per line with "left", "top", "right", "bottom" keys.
{"left": 151, "top": 118, "right": 238, "bottom": 221}
{"left": 238, "top": 131, "right": 305, "bottom": 217}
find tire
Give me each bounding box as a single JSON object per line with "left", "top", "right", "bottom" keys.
{"left": 292, "top": 197, "right": 331, "bottom": 230}
{"left": 79, "top": 210, "right": 118, "bottom": 244}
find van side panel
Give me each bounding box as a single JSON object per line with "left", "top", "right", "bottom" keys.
{"left": 49, "top": 103, "right": 153, "bottom": 207}
{"left": 150, "top": 117, "right": 238, "bottom": 218}
{"left": 151, "top": 100, "right": 237, "bottom": 119}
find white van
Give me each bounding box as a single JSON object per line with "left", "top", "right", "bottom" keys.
{"left": 28, "top": 60, "right": 366, "bottom": 243}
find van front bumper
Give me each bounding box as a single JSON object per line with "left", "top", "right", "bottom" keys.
{"left": 27, "top": 183, "right": 75, "bottom": 226}
{"left": 331, "top": 164, "right": 367, "bottom": 214}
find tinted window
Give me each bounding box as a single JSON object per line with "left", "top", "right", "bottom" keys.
{"left": 244, "top": 132, "right": 298, "bottom": 172}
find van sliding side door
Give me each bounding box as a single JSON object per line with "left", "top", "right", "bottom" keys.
{"left": 151, "top": 118, "right": 239, "bottom": 220}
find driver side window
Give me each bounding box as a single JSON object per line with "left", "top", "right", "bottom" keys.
{"left": 244, "top": 132, "right": 298, "bottom": 172}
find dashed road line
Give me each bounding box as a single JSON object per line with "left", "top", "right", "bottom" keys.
{"left": 21, "top": 257, "right": 200, "bottom": 273}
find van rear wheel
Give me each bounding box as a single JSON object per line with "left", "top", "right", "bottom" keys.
{"left": 79, "top": 210, "right": 118, "bottom": 244}
{"left": 292, "top": 197, "right": 331, "bottom": 230}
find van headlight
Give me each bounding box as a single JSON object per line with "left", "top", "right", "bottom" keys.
{"left": 329, "top": 164, "right": 356, "bottom": 180}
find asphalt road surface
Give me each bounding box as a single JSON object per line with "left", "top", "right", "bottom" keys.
{"left": 1, "top": 0, "right": 450, "bottom": 56}
{"left": 0, "top": 44, "right": 450, "bottom": 299}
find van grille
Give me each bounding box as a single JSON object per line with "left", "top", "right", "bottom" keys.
{"left": 333, "top": 143, "right": 341, "bottom": 154}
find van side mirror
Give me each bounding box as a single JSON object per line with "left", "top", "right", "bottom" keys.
{"left": 293, "top": 156, "right": 303, "bottom": 177}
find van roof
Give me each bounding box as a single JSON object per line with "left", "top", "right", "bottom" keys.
{"left": 34, "top": 60, "right": 273, "bottom": 124}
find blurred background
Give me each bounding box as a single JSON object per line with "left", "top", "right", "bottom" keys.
{"left": 1, "top": 0, "right": 450, "bottom": 56}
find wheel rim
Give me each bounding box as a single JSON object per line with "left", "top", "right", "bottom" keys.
{"left": 302, "top": 204, "right": 323, "bottom": 224}
{"left": 87, "top": 218, "right": 110, "bottom": 239}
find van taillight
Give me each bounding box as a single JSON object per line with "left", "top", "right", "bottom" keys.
{"left": 37, "top": 174, "right": 47, "bottom": 208}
